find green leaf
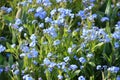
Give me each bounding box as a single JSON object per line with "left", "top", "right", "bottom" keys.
{"left": 112, "top": 6, "right": 120, "bottom": 19}
{"left": 88, "top": 62, "right": 96, "bottom": 67}
{"left": 3, "top": 15, "right": 13, "bottom": 22}
{"left": 105, "top": 0, "right": 112, "bottom": 16}
{"left": 8, "top": 55, "right": 13, "bottom": 66}
{"left": 74, "top": 70, "right": 80, "bottom": 75}
{"left": 0, "top": 55, "right": 3, "bottom": 64}
{"left": 90, "top": 75, "right": 94, "bottom": 80}
{"left": 6, "top": 42, "right": 11, "bottom": 49}
{"left": 92, "top": 42, "right": 104, "bottom": 52}
{"left": 71, "top": 70, "right": 81, "bottom": 79}
{"left": 46, "top": 69, "right": 52, "bottom": 80}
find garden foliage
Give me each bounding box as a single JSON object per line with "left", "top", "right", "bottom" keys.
{"left": 0, "top": 0, "right": 120, "bottom": 80}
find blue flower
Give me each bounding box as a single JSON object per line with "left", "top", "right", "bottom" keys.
{"left": 87, "top": 53, "right": 94, "bottom": 58}
{"left": 33, "top": 60, "right": 38, "bottom": 65}
{"left": 68, "top": 47, "right": 72, "bottom": 54}
{"left": 101, "top": 17, "right": 109, "bottom": 22}
{"left": 38, "top": 23, "right": 44, "bottom": 28}
{"left": 18, "top": 26, "right": 23, "bottom": 32}
{"left": 21, "top": 45, "right": 29, "bottom": 53}
{"left": 5, "top": 66, "right": 10, "bottom": 72}
{"left": 90, "top": 0, "right": 95, "bottom": 2}
{"left": 36, "top": 0, "right": 42, "bottom": 4}
{"left": 57, "top": 75, "right": 63, "bottom": 80}
{"left": 78, "top": 76, "right": 85, "bottom": 80}
{"left": 47, "top": 52, "right": 52, "bottom": 57}
{"left": 79, "top": 57, "right": 86, "bottom": 64}
{"left": 0, "top": 44, "right": 6, "bottom": 53}
{"left": 48, "top": 62, "right": 56, "bottom": 68}
{"left": 30, "top": 48, "right": 38, "bottom": 58}
{"left": 27, "top": 0, "right": 32, "bottom": 3}
{"left": 43, "top": 58, "right": 51, "bottom": 66}
{"left": 26, "top": 76, "right": 33, "bottom": 80}
{"left": 6, "top": 8, "right": 12, "bottom": 13}
{"left": 112, "top": 26, "right": 120, "bottom": 40}
{"left": 69, "top": 64, "right": 78, "bottom": 71}
{"left": 56, "top": 0, "right": 67, "bottom": 3}
{"left": 77, "top": 22, "right": 81, "bottom": 26}
{"left": 27, "top": 48, "right": 38, "bottom": 58}
{"left": 96, "top": 65, "right": 102, "bottom": 70}
{"left": 114, "top": 42, "right": 119, "bottom": 48}
{"left": 13, "top": 70, "right": 19, "bottom": 75}
{"left": 53, "top": 40, "right": 61, "bottom": 46}
{"left": 0, "top": 37, "right": 6, "bottom": 41}
{"left": 104, "top": 35, "right": 110, "bottom": 43}
{"left": 43, "top": 26, "right": 57, "bottom": 38}
{"left": 80, "top": 42, "right": 86, "bottom": 49}
{"left": 116, "top": 75, "right": 120, "bottom": 80}
{"left": 53, "top": 18, "right": 65, "bottom": 26}
{"left": 64, "top": 56, "right": 70, "bottom": 62}
{"left": 29, "top": 41, "right": 37, "bottom": 47}
{"left": 58, "top": 8, "right": 72, "bottom": 18}
{"left": 77, "top": 10, "right": 86, "bottom": 20}
{"left": 60, "top": 62, "right": 66, "bottom": 69}
{"left": 38, "top": 77, "right": 43, "bottom": 80}
{"left": 1, "top": 6, "right": 12, "bottom": 14}
{"left": 36, "top": 7, "right": 43, "bottom": 12}
{"left": 23, "top": 74, "right": 33, "bottom": 80}
{"left": 50, "top": 9, "right": 57, "bottom": 16}
{"left": 1, "top": 6, "right": 7, "bottom": 11}
{"left": 0, "top": 68, "right": 3, "bottom": 74}
{"left": 103, "top": 65, "right": 107, "bottom": 69}
{"left": 28, "top": 8, "right": 35, "bottom": 13}
{"left": 6, "top": 53, "right": 11, "bottom": 58}
{"left": 74, "top": 55, "right": 79, "bottom": 60}
{"left": 108, "top": 66, "right": 120, "bottom": 73}
{"left": 17, "top": 1, "right": 27, "bottom": 6}
{"left": 34, "top": 7, "right": 47, "bottom": 19}
{"left": 56, "top": 0, "right": 62, "bottom": 3}
{"left": 34, "top": 11, "right": 47, "bottom": 19}
{"left": 35, "top": 0, "right": 51, "bottom": 7}
{"left": 30, "top": 34, "right": 37, "bottom": 41}
{"left": 15, "top": 18, "right": 22, "bottom": 25}
{"left": 45, "top": 17, "right": 52, "bottom": 23}
{"left": 88, "top": 14, "right": 97, "bottom": 21}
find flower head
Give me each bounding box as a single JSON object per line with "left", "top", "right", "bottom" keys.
{"left": 79, "top": 57, "right": 86, "bottom": 64}
{"left": 108, "top": 66, "right": 120, "bottom": 73}
{"left": 0, "top": 44, "right": 6, "bottom": 53}
{"left": 78, "top": 76, "right": 85, "bottom": 80}
{"left": 58, "top": 75, "right": 63, "bottom": 80}
{"left": 64, "top": 56, "right": 70, "bottom": 62}
{"left": 53, "top": 40, "right": 61, "bottom": 46}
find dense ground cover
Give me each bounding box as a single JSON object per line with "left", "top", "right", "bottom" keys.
{"left": 0, "top": 0, "right": 120, "bottom": 80}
